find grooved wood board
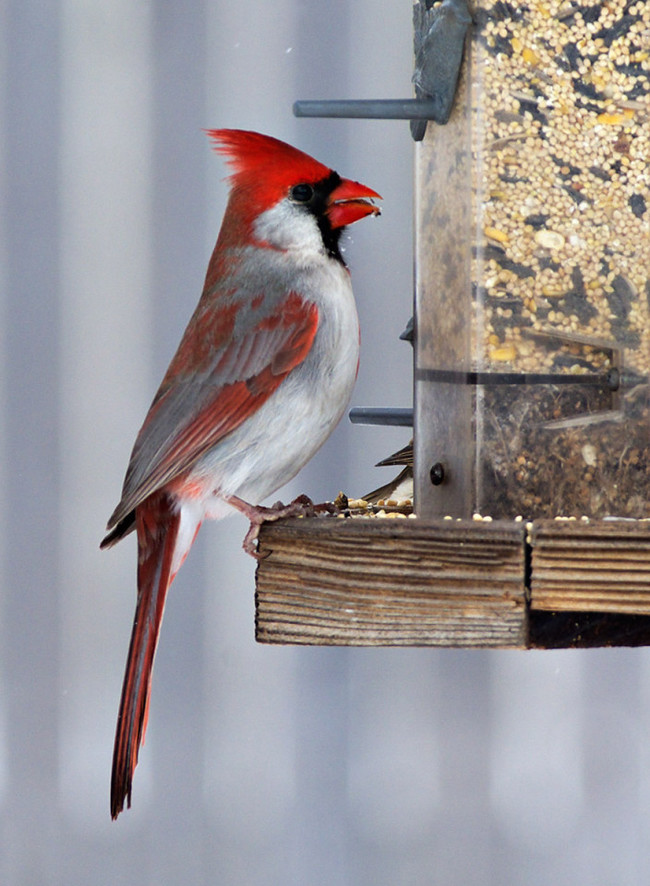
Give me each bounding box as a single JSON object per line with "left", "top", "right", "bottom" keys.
{"left": 255, "top": 518, "right": 527, "bottom": 647}
{"left": 530, "top": 520, "right": 650, "bottom": 614}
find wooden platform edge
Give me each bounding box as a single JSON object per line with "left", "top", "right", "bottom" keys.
{"left": 530, "top": 519, "right": 650, "bottom": 616}
{"left": 255, "top": 516, "right": 650, "bottom": 649}
{"left": 255, "top": 518, "right": 528, "bottom": 648}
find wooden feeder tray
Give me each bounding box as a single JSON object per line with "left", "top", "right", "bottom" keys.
{"left": 255, "top": 516, "right": 650, "bottom": 649}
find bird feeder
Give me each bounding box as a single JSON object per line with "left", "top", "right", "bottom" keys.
{"left": 256, "top": 0, "right": 650, "bottom": 648}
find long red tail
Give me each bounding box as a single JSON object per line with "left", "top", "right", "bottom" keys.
{"left": 110, "top": 491, "right": 180, "bottom": 819}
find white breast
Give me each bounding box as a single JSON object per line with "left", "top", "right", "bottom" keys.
{"left": 188, "top": 245, "right": 360, "bottom": 513}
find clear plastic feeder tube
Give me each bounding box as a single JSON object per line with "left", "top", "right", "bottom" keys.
{"left": 415, "top": 0, "right": 649, "bottom": 519}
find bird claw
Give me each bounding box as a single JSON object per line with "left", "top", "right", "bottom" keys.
{"left": 242, "top": 523, "right": 270, "bottom": 560}
{"left": 227, "top": 494, "right": 335, "bottom": 558}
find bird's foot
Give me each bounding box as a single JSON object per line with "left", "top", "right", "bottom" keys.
{"left": 227, "top": 494, "right": 336, "bottom": 560}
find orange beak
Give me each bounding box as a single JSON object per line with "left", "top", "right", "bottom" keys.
{"left": 327, "top": 178, "right": 382, "bottom": 229}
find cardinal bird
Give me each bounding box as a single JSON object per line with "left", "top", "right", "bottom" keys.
{"left": 101, "top": 129, "right": 380, "bottom": 818}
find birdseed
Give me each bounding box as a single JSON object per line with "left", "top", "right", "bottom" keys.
{"left": 418, "top": 0, "right": 649, "bottom": 518}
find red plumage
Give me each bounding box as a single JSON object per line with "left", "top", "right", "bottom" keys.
{"left": 110, "top": 491, "right": 180, "bottom": 818}
{"left": 207, "top": 128, "right": 332, "bottom": 191}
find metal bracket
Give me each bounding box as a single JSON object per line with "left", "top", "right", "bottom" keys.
{"left": 294, "top": 0, "right": 471, "bottom": 140}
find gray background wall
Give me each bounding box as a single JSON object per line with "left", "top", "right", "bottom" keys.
{"left": 2, "top": 2, "right": 650, "bottom": 884}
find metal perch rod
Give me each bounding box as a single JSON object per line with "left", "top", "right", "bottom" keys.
{"left": 294, "top": 100, "right": 442, "bottom": 120}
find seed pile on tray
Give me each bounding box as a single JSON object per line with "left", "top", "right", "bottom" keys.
{"left": 332, "top": 492, "right": 414, "bottom": 519}
{"left": 462, "top": 0, "right": 649, "bottom": 518}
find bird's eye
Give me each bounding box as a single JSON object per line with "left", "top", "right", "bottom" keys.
{"left": 290, "top": 183, "right": 314, "bottom": 203}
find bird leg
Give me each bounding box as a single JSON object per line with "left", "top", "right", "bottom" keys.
{"left": 226, "top": 494, "right": 336, "bottom": 559}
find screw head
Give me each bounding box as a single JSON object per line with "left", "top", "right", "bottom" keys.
{"left": 430, "top": 462, "right": 445, "bottom": 486}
